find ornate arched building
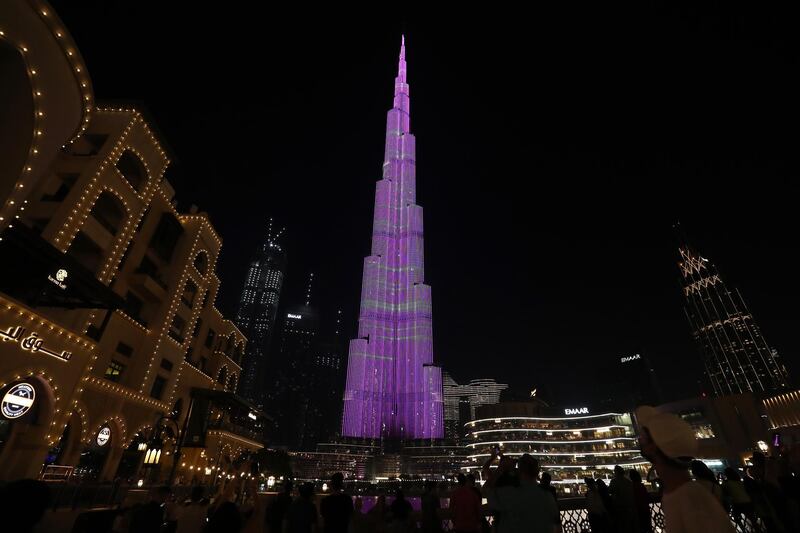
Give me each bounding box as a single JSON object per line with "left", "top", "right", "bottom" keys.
{"left": 0, "top": 0, "right": 263, "bottom": 482}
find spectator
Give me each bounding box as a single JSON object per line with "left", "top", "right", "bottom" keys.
{"left": 129, "top": 485, "right": 171, "bottom": 533}
{"left": 0, "top": 479, "right": 51, "bottom": 533}
{"left": 420, "top": 480, "right": 442, "bottom": 533}
{"left": 721, "top": 468, "right": 755, "bottom": 530}
{"left": 539, "top": 472, "right": 557, "bottom": 503}
{"left": 450, "top": 473, "right": 482, "bottom": 533}
{"left": 388, "top": 488, "right": 413, "bottom": 531}
{"left": 629, "top": 470, "right": 652, "bottom": 533}
{"left": 367, "top": 494, "right": 387, "bottom": 533}
{"left": 266, "top": 481, "right": 294, "bottom": 533}
{"left": 175, "top": 485, "right": 209, "bottom": 533}
{"left": 690, "top": 460, "right": 722, "bottom": 502}
{"left": 585, "top": 478, "right": 610, "bottom": 533}
{"left": 482, "top": 452, "right": 559, "bottom": 533}
{"left": 320, "top": 473, "right": 353, "bottom": 533}
{"left": 636, "top": 406, "right": 734, "bottom": 533}
{"left": 610, "top": 465, "right": 637, "bottom": 533}
{"left": 350, "top": 498, "right": 370, "bottom": 533}
{"left": 286, "top": 482, "right": 318, "bottom": 533}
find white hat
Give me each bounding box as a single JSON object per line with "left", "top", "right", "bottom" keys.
{"left": 635, "top": 406, "right": 698, "bottom": 461}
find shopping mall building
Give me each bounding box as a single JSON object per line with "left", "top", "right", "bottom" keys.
{"left": 0, "top": 0, "right": 264, "bottom": 483}
{"left": 462, "top": 402, "right": 647, "bottom": 493}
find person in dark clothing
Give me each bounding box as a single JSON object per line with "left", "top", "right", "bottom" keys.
{"left": 420, "top": 480, "right": 442, "bottom": 533}
{"left": 0, "top": 478, "right": 51, "bottom": 533}
{"left": 629, "top": 470, "right": 652, "bottom": 533}
{"left": 286, "top": 483, "right": 318, "bottom": 533}
{"left": 266, "top": 480, "right": 294, "bottom": 533}
{"left": 320, "top": 472, "right": 353, "bottom": 533}
{"left": 540, "top": 472, "right": 557, "bottom": 503}
{"left": 129, "top": 485, "right": 171, "bottom": 533}
{"left": 205, "top": 501, "right": 243, "bottom": 533}
{"left": 389, "top": 488, "right": 413, "bottom": 526}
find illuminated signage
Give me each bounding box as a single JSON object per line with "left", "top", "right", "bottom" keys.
{"left": 2, "top": 382, "right": 36, "bottom": 419}
{"left": 287, "top": 313, "right": 302, "bottom": 319}
{"left": 0, "top": 326, "right": 72, "bottom": 361}
{"left": 248, "top": 412, "right": 257, "bottom": 420}
{"left": 96, "top": 426, "right": 111, "bottom": 446}
{"left": 564, "top": 407, "right": 589, "bottom": 415}
{"left": 47, "top": 269, "right": 68, "bottom": 290}
{"left": 620, "top": 354, "right": 641, "bottom": 363}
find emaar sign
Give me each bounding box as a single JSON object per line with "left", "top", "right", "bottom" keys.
{"left": 564, "top": 407, "right": 589, "bottom": 415}
{"left": 621, "top": 354, "right": 641, "bottom": 363}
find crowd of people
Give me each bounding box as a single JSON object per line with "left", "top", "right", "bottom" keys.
{"left": 5, "top": 406, "right": 800, "bottom": 533}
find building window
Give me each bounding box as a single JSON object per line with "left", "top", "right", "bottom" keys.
{"left": 105, "top": 360, "right": 125, "bottom": 382}
{"left": 148, "top": 213, "right": 183, "bottom": 262}
{"left": 181, "top": 280, "right": 198, "bottom": 308}
{"left": 116, "top": 150, "right": 147, "bottom": 191}
{"left": 169, "top": 315, "right": 186, "bottom": 344}
{"left": 150, "top": 376, "right": 167, "bottom": 399}
{"left": 116, "top": 342, "right": 134, "bottom": 358}
{"left": 201, "top": 291, "right": 210, "bottom": 309}
{"left": 205, "top": 329, "right": 216, "bottom": 349}
{"left": 160, "top": 358, "right": 174, "bottom": 372}
{"left": 123, "top": 292, "right": 147, "bottom": 327}
{"left": 199, "top": 357, "right": 207, "bottom": 372}
{"left": 90, "top": 192, "right": 126, "bottom": 236}
{"left": 194, "top": 251, "right": 208, "bottom": 275}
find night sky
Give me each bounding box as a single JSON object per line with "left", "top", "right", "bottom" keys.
{"left": 51, "top": 3, "right": 799, "bottom": 405}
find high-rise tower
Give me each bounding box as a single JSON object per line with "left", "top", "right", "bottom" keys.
{"left": 235, "top": 219, "right": 287, "bottom": 406}
{"left": 341, "top": 37, "right": 444, "bottom": 440}
{"left": 678, "top": 241, "right": 790, "bottom": 396}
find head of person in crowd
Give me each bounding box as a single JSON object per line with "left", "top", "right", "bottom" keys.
{"left": 330, "top": 472, "right": 345, "bottom": 492}
{"left": 629, "top": 469, "right": 643, "bottom": 485}
{"left": 614, "top": 465, "right": 627, "bottom": 479}
{"left": 635, "top": 406, "right": 697, "bottom": 476}
{"left": 154, "top": 485, "right": 172, "bottom": 505}
{"left": 299, "top": 482, "right": 314, "bottom": 501}
{"left": 0, "top": 479, "right": 51, "bottom": 531}
{"left": 584, "top": 477, "right": 596, "bottom": 490}
{"left": 424, "top": 479, "right": 437, "bottom": 494}
{"left": 456, "top": 473, "right": 467, "bottom": 486}
{"left": 723, "top": 467, "right": 741, "bottom": 482}
{"left": 517, "top": 453, "right": 540, "bottom": 482}
{"left": 354, "top": 497, "right": 363, "bottom": 513}
{"left": 283, "top": 480, "right": 294, "bottom": 495}
{"left": 690, "top": 460, "right": 716, "bottom": 483}
{"left": 206, "top": 501, "right": 243, "bottom": 533}
{"left": 190, "top": 485, "right": 205, "bottom": 504}
{"left": 465, "top": 474, "right": 477, "bottom": 487}
{"left": 540, "top": 471, "right": 552, "bottom": 487}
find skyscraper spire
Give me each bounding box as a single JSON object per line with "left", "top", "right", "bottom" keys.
{"left": 678, "top": 235, "right": 790, "bottom": 395}
{"left": 305, "top": 272, "right": 314, "bottom": 307}
{"left": 341, "top": 37, "right": 443, "bottom": 440}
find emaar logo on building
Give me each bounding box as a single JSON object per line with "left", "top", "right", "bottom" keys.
{"left": 620, "top": 354, "right": 641, "bottom": 363}
{"left": 287, "top": 313, "right": 302, "bottom": 320}
{"left": 564, "top": 407, "right": 589, "bottom": 415}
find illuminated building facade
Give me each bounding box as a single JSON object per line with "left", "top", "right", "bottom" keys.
{"left": 443, "top": 373, "right": 508, "bottom": 441}
{"left": 341, "top": 37, "right": 444, "bottom": 440}
{"left": 679, "top": 243, "right": 790, "bottom": 396}
{"left": 462, "top": 410, "right": 646, "bottom": 492}
{"left": 235, "top": 220, "right": 286, "bottom": 406}
{"left": 0, "top": 1, "right": 263, "bottom": 482}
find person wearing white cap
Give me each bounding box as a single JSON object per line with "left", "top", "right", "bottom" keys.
{"left": 635, "top": 406, "right": 734, "bottom": 533}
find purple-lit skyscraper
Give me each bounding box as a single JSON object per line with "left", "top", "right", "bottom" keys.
{"left": 341, "top": 37, "right": 444, "bottom": 440}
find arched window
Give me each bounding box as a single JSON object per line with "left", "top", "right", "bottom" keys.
{"left": 115, "top": 150, "right": 147, "bottom": 191}
{"left": 228, "top": 374, "right": 238, "bottom": 393}
{"left": 193, "top": 251, "right": 208, "bottom": 275}
{"left": 217, "top": 366, "right": 227, "bottom": 385}
{"left": 90, "top": 192, "right": 126, "bottom": 235}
